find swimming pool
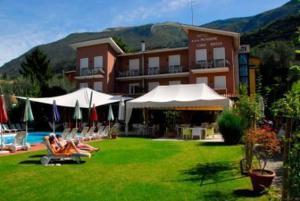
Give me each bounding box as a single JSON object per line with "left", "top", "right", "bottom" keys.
{"left": 0, "top": 132, "right": 60, "bottom": 144}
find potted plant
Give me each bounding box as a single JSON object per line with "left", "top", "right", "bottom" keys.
{"left": 246, "top": 128, "right": 281, "bottom": 193}
{"left": 109, "top": 126, "right": 119, "bottom": 139}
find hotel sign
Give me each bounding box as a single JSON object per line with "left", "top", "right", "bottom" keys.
{"left": 191, "top": 34, "right": 223, "bottom": 48}
{"left": 239, "top": 45, "right": 250, "bottom": 53}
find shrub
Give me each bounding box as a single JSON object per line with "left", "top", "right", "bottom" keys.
{"left": 217, "top": 110, "right": 245, "bottom": 145}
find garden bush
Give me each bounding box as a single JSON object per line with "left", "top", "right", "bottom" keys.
{"left": 217, "top": 110, "right": 245, "bottom": 145}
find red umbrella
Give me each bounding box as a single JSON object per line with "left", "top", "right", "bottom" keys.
{"left": 0, "top": 95, "right": 8, "bottom": 123}
{"left": 90, "top": 104, "right": 98, "bottom": 127}
{"left": 0, "top": 95, "right": 9, "bottom": 151}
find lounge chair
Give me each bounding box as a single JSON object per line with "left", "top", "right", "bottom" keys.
{"left": 1, "top": 124, "right": 16, "bottom": 133}
{"left": 15, "top": 123, "right": 25, "bottom": 131}
{"left": 69, "top": 128, "right": 79, "bottom": 140}
{"left": 10, "top": 124, "right": 20, "bottom": 131}
{"left": 61, "top": 128, "right": 70, "bottom": 139}
{"left": 40, "top": 136, "right": 91, "bottom": 165}
{"left": 4, "top": 131, "right": 31, "bottom": 152}
{"left": 97, "top": 126, "right": 109, "bottom": 138}
{"left": 78, "top": 127, "right": 92, "bottom": 141}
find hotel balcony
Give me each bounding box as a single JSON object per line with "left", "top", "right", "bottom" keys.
{"left": 191, "top": 59, "right": 230, "bottom": 73}
{"left": 116, "top": 65, "right": 189, "bottom": 81}
{"left": 74, "top": 67, "right": 104, "bottom": 79}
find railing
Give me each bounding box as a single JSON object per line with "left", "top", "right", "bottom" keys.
{"left": 193, "top": 59, "right": 229, "bottom": 69}
{"left": 79, "top": 67, "right": 104, "bottom": 76}
{"left": 118, "top": 66, "right": 186, "bottom": 77}
{"left": 148, "top": 67, "right": 160, "bottom": 75}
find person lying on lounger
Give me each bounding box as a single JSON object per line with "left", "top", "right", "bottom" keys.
{"left": 49, "top": 135, "right": 81, "bottom": 156}
{"left": 55, "top": 134, "right": 99, "bottom": 152}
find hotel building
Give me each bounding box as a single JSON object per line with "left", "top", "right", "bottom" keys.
{"left": 70, "top": 25, "right": 241, "bottom": 97}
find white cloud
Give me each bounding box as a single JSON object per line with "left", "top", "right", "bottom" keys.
{"left": 111, "top": 0, "right": 232, "bottom": 26}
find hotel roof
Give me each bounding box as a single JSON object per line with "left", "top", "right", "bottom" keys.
{"left": 70, "top": 37, "right": 124, "bottom": 54}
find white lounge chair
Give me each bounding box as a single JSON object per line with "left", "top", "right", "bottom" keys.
{"left": 40, "top": 136, "right": 90, "bottom": 165}
{"left": 5, "top": 131, "right": 31, "bottom": 152}
{"left": 78, "top": 127, "right": 92, "bottom": 141}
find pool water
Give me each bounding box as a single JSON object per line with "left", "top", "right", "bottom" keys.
{"left": 0, "top": 132, "right": 60, "bottom": 144}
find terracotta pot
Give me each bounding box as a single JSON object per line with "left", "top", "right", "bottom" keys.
{"left": 249, "top": 169, "right": 275, "bottom": 192}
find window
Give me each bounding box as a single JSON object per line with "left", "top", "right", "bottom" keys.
{"left": 213, "top": 47, "right": 225, "bottom": 67}
{"left": 148, "top": 82, "right": 159, "bottom": 91}
{"left": 80, "top": 58, "right": 88, "bottom": 69}
{"left": 196, "top": 77, "right": 208, "bottom": 84}
{"left": 195, "top": 49, "right": 207, "bottom": 64}
{"left": 93, "top": 81, "right": 103, "bottom": 92}
{"left": 94, "top": 56, "right": 103, "bottom": 68}
{"left": 169, "top": 80, "right": 181, "bottom": 85}
{"left": 129, "top": 59, "right": 139, "bottom": 70}
{"left": 129, "top": 59, "right": 140, "bottom": 76}
{"left": 168, "top": 55, "right": 180, "bottom": 66}
{"left": 80, "top": 82, "right": 88, "bottom": 88}
{"left": 128, "top": 83, "right": 140, "bottom": 95}
{"left": 148, "top": 57, "right": 160, "bottom": 75}
{"left": 148, "top": 57, "right": 159, "bottom": 68}
{"left": 214, "top": 76, "right": 226, "bottom": 89}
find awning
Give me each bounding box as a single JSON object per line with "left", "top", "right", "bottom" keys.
{"left": 17, "top": 87, "right": 132, "bottom": 108}
{"left": 125, "top": 84, "right": 232, "bottom": 123}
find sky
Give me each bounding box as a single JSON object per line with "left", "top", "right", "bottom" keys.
{"left": 0, "top": 0, "right": 290, "bottom": 67}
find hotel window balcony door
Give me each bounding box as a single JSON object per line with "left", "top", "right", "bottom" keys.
{"left": 94, "top": 81, "right": 103, "bottom": 92}
{"left": 148, "top": 57, "right": 160, "bottom": 75}
{"left": 80, "top": 82, "right": 88, "bottom": 88}
{"left": 195, "top": 49, "right": 208, "bottom": 68}
{"left": 168, "top": 55, "right": 181, "bottom": 73}
{"left": 94, "top": 56, "right": 104, "bottom": 74}
{"left": 80, "top": 58, "right": 89, "bottom": 76}
{"left": 129, "top": 59, "right": 140, "bottom": 76}
{"left": 213, "top": 47, "right": 226, "bottom": 67}
{"left": 196, "top": 77, "right": 208, "bottom": 85}
{"left": 129, "top": 83, "right": 140, "bottom": 95}
{"left": 214, "top": 76, "right": 226, "bottom": 90}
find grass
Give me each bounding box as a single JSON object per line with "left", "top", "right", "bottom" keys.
{"left": 0, "top": 138, "right": 269, "bottom": 201}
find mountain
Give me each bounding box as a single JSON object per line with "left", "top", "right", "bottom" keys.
{"left": 203, "top": 0, "right": 300, "bottom": 32}
{"left": 0, "top": 0, "right": 299, "bottom": 76}
{"left": 0, "top": 23, "right": 187, "bottom": 75}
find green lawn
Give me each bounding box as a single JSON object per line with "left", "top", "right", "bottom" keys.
{"left": 0, "top": 138, "right": 268, "bottom": 201}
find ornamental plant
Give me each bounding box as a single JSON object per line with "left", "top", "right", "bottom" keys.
{"left": 246, "top": 128, "right": 281, "bottom": 174}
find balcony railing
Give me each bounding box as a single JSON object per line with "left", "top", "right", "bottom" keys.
{"left": 193, "top": 59, "right": 229, "bottom": 69}
{"left": 148, "top": 67, "right": 160, "bottom": 75}
{"left": 79, "top": 67, "right": 104, "bottom": 76}
{"left": 118, "top": 66, "right": 186, "bottom": 77}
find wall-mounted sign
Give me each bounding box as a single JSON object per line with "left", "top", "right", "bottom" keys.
{"left": 239, "top": 45, "right": 250, "bottom": 53}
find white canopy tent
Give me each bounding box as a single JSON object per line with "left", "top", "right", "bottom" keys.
{"left": 17, "top": 87, "right": 131, "bottom": 108}
{"left": 125, "top": 83, "right": 233, "bottom": 125}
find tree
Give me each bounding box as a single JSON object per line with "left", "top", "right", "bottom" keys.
{"left": 252, "top": 41, "right": 295, "bottom": 116}
{"left": 19, "top": 48, "right": 53, "bottom": 90}
{"left": 113, "top": 37, "right": 131, "bottom": 53}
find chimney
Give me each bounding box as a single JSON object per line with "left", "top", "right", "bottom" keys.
{"left": 141, "top": 40, "right": 145, "bottom": 52}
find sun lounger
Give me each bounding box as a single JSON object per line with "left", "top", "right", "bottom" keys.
{"left": 10, "top": 124, "right": 20, "bottom": 131}
{"left": 1, "top": 124, "right": 16, "bottom": 133}
{"left": 41, "top": 136, "right": 91, "bottom": 165}
{"left": 4, "top": 131, "right": 31, "bottom": 152}
{"left": 61, "top": 128, "right": 70, "bottom": 139}
{"left": 78, "top": 127, "right": 92, "bottom": 141}
{"left": 15, "top": 123, "right": 25, "bottom": 131}
{"left": 97, "top": 126, "right": 109, "bottom": 138}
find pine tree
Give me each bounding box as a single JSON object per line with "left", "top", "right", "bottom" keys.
{"left": 20, "top": 48, "right": 53, "bottom": 89}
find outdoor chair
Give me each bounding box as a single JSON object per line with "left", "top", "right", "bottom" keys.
{"left": 77, "top": 127, "right": 90, "bottom": 141}
{"left": 182, "top": 127, "right": 192, "bottom": 139}
{"left": 69, "top": 128, "right": 79, "bottom": 140}
{"left": 4, "top": 131, "right": 31, "bottom": 152}
{"left": 204, "top": 126, "right": 214, "bottom": 138}
{"left": 41, "top": 136, "right": 90, "bottom": 165}
{"left": 15, "top": 123, "right": 25, "bottom": 131}
{"left": 1, "top": 124, "right": 15, "bottom": 133}
{"left": 192, "top": 127, "right": 203, "bottom": 139}
{"left": 98, "top": 126, "right": 109, "bottom": 138}
{"left": 61, "top": 128, "right": 70, "bottom": 139}
{"left": 10, "top": 124, "right": 20, "bottom": 131}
